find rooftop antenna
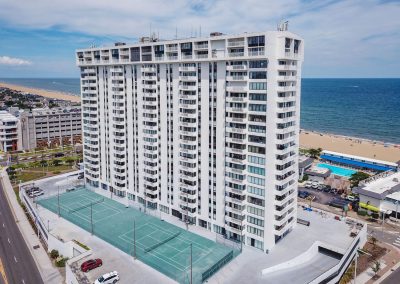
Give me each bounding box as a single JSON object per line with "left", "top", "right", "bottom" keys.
{"left": 278, "top": 20, "right": 289, "bottom": 31}
{"left": 150, "top": 23, "right": 152, "bottom": 38}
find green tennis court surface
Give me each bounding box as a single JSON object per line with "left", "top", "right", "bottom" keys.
{"left": 38, "top": 188, "right": 238, "bottom": 283}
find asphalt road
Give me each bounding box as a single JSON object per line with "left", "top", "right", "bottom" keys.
{"left": 0, "top": 183, "right": 43, "bottom": 284}
{"left": 381, "top": 266, "right": 400, "bottom": 284}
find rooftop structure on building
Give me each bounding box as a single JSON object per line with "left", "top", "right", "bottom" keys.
{"left": 321, "top": 150, "right": 398, "bottom": 172}
{"left": 76, "top": 29, "right": 303, "bottom": 252}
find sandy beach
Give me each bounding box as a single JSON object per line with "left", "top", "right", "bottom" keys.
{"left": 300, "top": 130, "right": 400, "bottom": 163}
{"left": 0, "top": 82, "right": 81, "bottom": 103}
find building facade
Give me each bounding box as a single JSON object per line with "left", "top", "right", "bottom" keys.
{"left": 20, "top": 107, "right": 82, "bottom": 150}
{"left": 76, "top": 30, "right": 304, "bottom": 251}
{"left": 0, "top": 111, "right": 21, "bottom": 152}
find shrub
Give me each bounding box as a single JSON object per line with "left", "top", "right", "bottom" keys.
{"left": 50, "top": 249, "right": 59, "bottom": 259}
{"left": 357, "top": 210, "right": 367, "bottom": 216}
{"left": 55, "top": 256, "right": 69, "bottom": 267}
{"left": 52, "top": 171, "right": 61, "bottom": 174}
{"left": 73, "top": 239, "right": 90, "bottom": 250}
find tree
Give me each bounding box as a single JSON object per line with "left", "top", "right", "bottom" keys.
{"left": 371, "top": 260, "right": 381, "bottom": 277}
{"left": 349, "top": 171, "right": 370, "bottom": 188}
{"left": 308, "top": 148, "right": 322, "bottom": 158}
{"left": 370, "top": 236, "right": 378, "bottom": 248}
{"left": 52, "top": 159, "right": 62, "bottom": 167}
{"left": 39, "top": 160, "right": 48, "bottom": 167}
{"left": 65, "top": 157, "right": 75, "bottom": 166}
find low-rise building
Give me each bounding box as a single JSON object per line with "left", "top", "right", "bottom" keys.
{"left": 321, "top": 150, "right": 398, "bottom": 172}
{"left": 298, "top": 155, "right": 313, "bottom": 179}
{"left": 353, "top": 171, "right": 400, "bottom": 217}
{"left": 0, "top": 111, "right": 21, "bottom": 152}
{"left": 20, "top": 107, "right": 82, "bottom": 150}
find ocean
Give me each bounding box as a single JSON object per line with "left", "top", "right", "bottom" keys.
{"left": 1, "top": 78, "right": 399, "bottom": 144}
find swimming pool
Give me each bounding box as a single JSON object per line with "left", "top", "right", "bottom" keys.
{"left": 317, "top": 163, "right": 357, "bottom": 178}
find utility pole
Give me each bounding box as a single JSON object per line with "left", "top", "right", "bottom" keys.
{"left": 90, "top": 202, "right": 93, "bottom": 235}
{"left": 57, "top": 186, "right": 60, "bottom": 217}
{"left": 134, "top": 220, "right": 136, "bottom": 258}
{"left": 190, "top": 243, "right": 193, "bottom": 284}
{"left": 381, "top": 210, "right": 385, "bottom": 238}
{"left": 396, "top": 201, "right": 399, "bottom": 220}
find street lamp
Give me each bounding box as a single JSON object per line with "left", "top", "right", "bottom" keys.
{"left": 354, "top": 248, "right": 372, "bottom": 284}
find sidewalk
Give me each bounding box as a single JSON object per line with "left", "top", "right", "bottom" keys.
{"left": 0, "top": 170, "right": 63, "bottom": 284}
{"left": 367, "top": 242, "right": 400, "bottom": 284}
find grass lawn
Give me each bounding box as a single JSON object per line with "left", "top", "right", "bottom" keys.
{"left": 29, "top": 165, "right": 73, "bottom": 172}
{"left": 15, "top": 171, "right": 47, "bottom": 183}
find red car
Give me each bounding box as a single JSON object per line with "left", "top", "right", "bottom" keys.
{"left": 81, "top": 259, "right": 103, "bottom": 272}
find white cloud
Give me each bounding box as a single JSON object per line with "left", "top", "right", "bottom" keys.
{"left": 0, "top": 0, "right": 399, "bottom": 76}
{"left": 0, "top": 56, "right": 32, "bottom": 66}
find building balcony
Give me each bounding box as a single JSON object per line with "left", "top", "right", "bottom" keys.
{"left": 225, "top": 127, "right": 246, "bottom": 134}
{"left": 225, "top": 116, "right": 247, "bottom": 124}
{"left": 279, "top": 64, "right": 297, "bottom": 71}
{"left": 179, "top": 66, "right": 196, "bottom": 72}
{"left": 142, "top": 66, "right": 156, "bottom": 72}
{"left": 226, "top": 96, "right": 246, "bottom": 103}
{"left": 226, "top": 86, "right": 248, "bottom": 92}
{"left": 228, "top": 52, "right": 245, "bottom": 58}
{"left": 226, "top": 107, "right": 246, "bottom": 113}
{"left": 225, "top": 215, "right": 244, "bottom": 226}
{"left": 227, "top": 40, "right": 245, "bottom": 47}
{"left": 195, "top": 53, "right": 209, "bottom": 59}
{"left": 225, "top": 136, "right": 246, "bottom": 144}
{"left": 179, "top": 76, "right": 197, "bottom": 81}
{"left": 179, "top": 112, "right": 197, "bottom": 119}
{"left": 143, "top": 84, "right": 157, "bottom": 90}
{"left": 277, "top": 85, "right": 297, "bottom": 92}
{"left": 179, "top": 85, "right": 197, "bottom": 91}
{"left": 226, "top": 65, "right": 247, "bottom": 71}
{"left": 226, "top": 75, "right": 247, "bottom": 81}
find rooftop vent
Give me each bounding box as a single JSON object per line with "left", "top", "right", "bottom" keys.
{"left": 114, "top": 42, "right": 126, "bottom": 46}
{"left": 210, "top": 32, "right": 223, "bottom": 37}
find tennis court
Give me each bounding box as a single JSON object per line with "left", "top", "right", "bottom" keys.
{"left": 38, "top": 188, "right": 238, "bottom": 283}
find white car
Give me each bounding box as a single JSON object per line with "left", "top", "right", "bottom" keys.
{"left": 95, "top": 271, "right": 119, "bottom": 284}
{"left": 346, "top": 195, "right": 356, "bottom": 202}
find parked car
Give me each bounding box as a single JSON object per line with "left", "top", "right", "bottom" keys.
{"left": 28, "top": 188, "right": 43, "bottom": 198}
{"left": 323, "top": 187, "right": 331, "bottom": 193}
{"left": 81, "top": 258, "right": 102, "bottom": 272}
{"left": 298, "top": 191, "right": 310, "bottom": 199}
{"left": 346, "top": 195, "right": 356, "bottom": 202}
{"left": 95, "top": 271, "right": 119, "bottom": 284}
{"left": 66, "top": 187, "right": 75, "bottom": 192}
{"left": 54, "top": 152, "right": 65, "bottom": 158}
{"left": 78, "top": 173, "right": 84, "bottom": 180}
{"left": 305, "top": 182, "right": 312, "bottom": 188}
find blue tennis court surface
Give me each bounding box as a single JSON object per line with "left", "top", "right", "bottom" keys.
{"left": 38, "top": 188, "right": 238, "bottom": 283}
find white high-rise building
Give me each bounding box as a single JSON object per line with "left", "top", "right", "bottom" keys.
{"left": 76, "top": 30, "right": 304, "bottom": 252}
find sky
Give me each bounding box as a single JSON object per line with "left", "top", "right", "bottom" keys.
{"left": 0, "top": 0, "right": 399, "bottom": 78}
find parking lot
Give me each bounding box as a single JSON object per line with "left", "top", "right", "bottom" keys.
{"left": 298, "top": 180, "right": 356, "bottom": 207}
